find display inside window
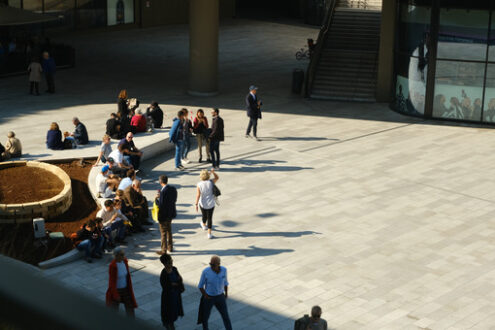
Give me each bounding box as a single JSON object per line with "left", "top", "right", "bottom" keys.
{"left": 107, "top": 0, "right": 134, "bottom": 26}
{"left": 432, "top": 61, "right": 484, "bottom": 121}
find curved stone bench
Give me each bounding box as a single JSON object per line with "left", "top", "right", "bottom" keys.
{"left": 0, "top": 161, "right": 72, "bottom": 224}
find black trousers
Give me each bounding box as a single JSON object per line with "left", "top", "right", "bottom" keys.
{"left": 209, "top": 140, "right": 220, "bottom": 168}
{"left": 30, "top": 81, "right": 39, "bottom": 95}
{"left": 200, "top": 206, "right": 214, "bottom": 229}
{"left": 246, "top": 117, "right": 258, "bottom": 137}
{"left": 45, "top": 73, "right": 55, "bottom": 93}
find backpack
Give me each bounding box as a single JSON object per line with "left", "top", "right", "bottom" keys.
{"left": 294, "top": 315, "right": 310, "bottom": 330}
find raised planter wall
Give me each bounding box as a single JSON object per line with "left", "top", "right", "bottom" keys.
{"left": 0, "top": 161, "right": 72, "bottom": 224}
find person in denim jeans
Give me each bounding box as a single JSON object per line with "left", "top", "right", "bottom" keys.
{"left": 198, "top": 255, "right": 232, "bottom": 330}
{"left": 169, "top": 111, "right": 185, "bottom": 170}
{"left": 76, "top": 219, "right": 104, "bottom": 263}
{"left": 181, "top": 108, "right": 193, "bottom": 164}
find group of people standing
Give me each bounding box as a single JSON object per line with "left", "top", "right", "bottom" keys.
{"left": 169, "top": 108, "right": 224, "bottom": 170}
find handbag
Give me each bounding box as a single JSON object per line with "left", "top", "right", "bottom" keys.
{"left": 151, "top": 199, "right": 159, "bottom": 222}
{"left": 212, "top": 184, "right": 221, "bottom": 197}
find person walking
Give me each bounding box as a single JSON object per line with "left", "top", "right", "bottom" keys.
{"left": 27, "top": 57, "right": 42, "bottom": 95}
{"left": 169, "top": 111, "right": 185, "bottom": 170}
{"left": 106, "top": 247, "right": 137, "bottom": 318}
{"left": 245, "top": 85, "right": 262, "bottom": 141}
{"left": 193, "top": 109, "right": 211, "bottom": 163}
{"left": 41, "top": 51, "right": 56, "bottom": 93}
{"left": 209, "top": 108, "right": 224, "bottom": 170}
{"left": 181, "top": 108, "right": 193, "bottom": 164}
{"left": 195, "top": 169, "right": 219, "bottom": 239}
{"left": 156, "top": 175, "right": 177, "bottom": 255}
{"left": 198, "top": 255, "right": 232, "bottom": 330}
{"left": 160, "top": 253, "right": 185, "bottom": 329}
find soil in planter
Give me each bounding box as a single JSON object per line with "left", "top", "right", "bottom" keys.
{"left": 0, "top": 160, "right": 99, "bottom": 266}
{"left": 0, "top": 166, "right": 64, "bottom": 204}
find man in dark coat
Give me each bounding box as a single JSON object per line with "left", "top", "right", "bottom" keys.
{"left": 41, "top": 51, "right": 56, "bottom": 93}
{"left": 106, "top": 113, "right": 122, "bottom": 139}
{"left": 245, "top": 85, "right": 262, "bottom": 141}
{"left": 146, "top": 101, "right": 164, "bottom": 129}
{"left": 71, "top": 117, "right": 89, "bottom": 145}
{"left": 209, "top": 108, "right": 224, "bottom": 170}
{"left": 156, "top": 175, "right": 177, "bottom": 254}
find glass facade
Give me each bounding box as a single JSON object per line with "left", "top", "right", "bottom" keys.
{"left": 9, "top": 0, "right": 135, "bottom": 29}
{"left": 394, "top": 1, "right": 495, "bottom": 124}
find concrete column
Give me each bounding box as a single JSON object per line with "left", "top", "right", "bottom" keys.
{"left": 376, "top": 0, "right": 397, "bottom": 102}
{"left": 188, "top": 0, "right": 219, "bottom": 96}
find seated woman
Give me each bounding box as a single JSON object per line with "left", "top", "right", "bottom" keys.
{"left": 46, "top": 122, "right": 68, "bottom": 150}
{"left": 130, "top": 109, "right": 147, "bottom": 133}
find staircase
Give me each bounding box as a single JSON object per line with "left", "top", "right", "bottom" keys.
{"left": 308, "top": 0, "right": 382, "bottom": 102}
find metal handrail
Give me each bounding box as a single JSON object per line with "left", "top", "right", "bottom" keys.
{"left": 304, "top": 0, "right": 338, "bottom": 97}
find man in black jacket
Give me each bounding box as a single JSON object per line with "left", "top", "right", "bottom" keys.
{"left": 245, "top": 85, "right": 261, "bottom": 141}
{"left": 209, "top": 108, "right": 224, "bottom": 170}
{"left": 71, "top": 117, "right": 89, "bottom": 145}
{"left": 156, "top": 175, "right": 177, "bottom": 255}
{"left": 106, "top": 113, "right": 122, "bottom": 139}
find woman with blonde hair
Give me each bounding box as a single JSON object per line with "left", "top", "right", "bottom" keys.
{"left": 94, "top": 134, "right": 112, "bottom": 166}
{"left": 117, "top": 89, "right": 129, "bottom": 119}
{"left": 195, "top": 168, "right": 219, "bottom": 239}
{"left": 46, "top": 122, "right": 65, "bottom": 150}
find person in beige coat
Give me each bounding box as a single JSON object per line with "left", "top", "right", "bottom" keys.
{"left": 1, "top": 131, "right": 22, "bottom": 160}
{"left": 27, "top": 58, "right": 42, "bottom": 95}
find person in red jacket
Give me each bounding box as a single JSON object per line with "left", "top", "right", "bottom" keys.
{"left": 106, "top": 247, "right": 137, "bottom": 318}
{"left": 130, "top": 109, "right": 147, "bottom": 133}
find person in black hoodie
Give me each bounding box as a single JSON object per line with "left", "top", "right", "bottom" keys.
{"left": 75, "top": 220, "right": 104, "bottom": 263}
{"left": 146, "top": 101, "right": 164, "bottom": 129}
{"left": 209, "top": 108, "right": 224, "bottom": 170}
{"left": 106, "top": 113, "right": 122, "bottom": 139}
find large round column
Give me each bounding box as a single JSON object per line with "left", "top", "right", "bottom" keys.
{"left": 188, "top": 0, "right": 219, "bottom": 96}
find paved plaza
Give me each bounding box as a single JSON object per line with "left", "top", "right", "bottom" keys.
{"left": 2, "top": 20, "right": 495, "bottom": 329}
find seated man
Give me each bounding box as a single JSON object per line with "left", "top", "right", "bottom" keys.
{"left": 95, "top": 217, "right": 113, "bottom": 251}
{"left": 123, "top": 179, "right": 151, "bottom": 226}
{"left": 119, "top": 132, "right": 143, "bottom": 171}
{"left": 106, "top": 157, "right": 127, "bottom": 178}
{"left": 130, "top": 109, "right": 147, "bottom": 133}
{"left": 96, "top": 199, "right": 127, "bottom": 245}
{"left": 108, "top": 144, "right": 132, "bottom": 171}
{"left": 75, "top": 219, "right": 104, "bottom": 263}
{"left": 96, "top": 165, "right": 121, "bottom": 198}
{"left": 1, "top": 131, "right": 22, "bottom": 160}
{"left": 115, "top": 189, "right": 143, "bottom": 233}
{"left": 70, "top": 117, "right": 89, "bottom": 145}
{"left": 118, "top": 169, "right": 136, "bottom": 191}
{"left": 106, "top": 113, "right": 122, "bottom": 140}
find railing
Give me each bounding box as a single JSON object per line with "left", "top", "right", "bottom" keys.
{"left": 304, "top": 0, "right": 338, "bottom": 98}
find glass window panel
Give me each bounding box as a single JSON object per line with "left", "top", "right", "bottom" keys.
{"left": 488, "top": 12, "right": 495, "bottom": 62}
{"left": 433, "top": 61, "right": 484, "bottom": 121}
{"left": 23, "top": 0, "right": 42, "bottom": 12}
{"left": 397, "top": 4, "right": 431, "bottom": 56}
{"left": 395, "top": 54, "right": 427, "bottom": 115}
{"left": 437, "top": 9, "right": 488, "bottom": 61}
{"left": 8, "top": 0, "right": 21, "bottom": 8}
{"left": 76, "top": 0, "right": 106, "bottom": 28}
{"left": 483, "top": 64, "right": 495, "bottom": 123}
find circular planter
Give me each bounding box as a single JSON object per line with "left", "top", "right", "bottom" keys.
{"left": 0, "top": 161, "right": 72, "bottom": 224}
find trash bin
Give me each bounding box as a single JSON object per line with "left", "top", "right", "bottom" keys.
{"left": 292, "top": 69, "right": 304, "bottom": 94}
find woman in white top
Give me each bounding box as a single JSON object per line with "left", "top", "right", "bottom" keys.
{"left": 94, "top": 134, "right": 112, "bottom": 166}
{"left": 106, "top": 247, "right": 137, "bottom": 317}
{"left": 195, "top": 168, "right": 219, "bottom": 239}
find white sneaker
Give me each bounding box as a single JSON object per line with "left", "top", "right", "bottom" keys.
{"left": 200, "top": 222, "right": 206, "bottom": 230}
{"left": 183, "top": 158, "right": 190, "bottom": 164}
{"left": 207, "top": 233, "right": 213, "bottom": 239}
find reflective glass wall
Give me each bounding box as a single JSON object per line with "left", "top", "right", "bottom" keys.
{"left": 394, "top": 1, "right": 495, "bottom": 124}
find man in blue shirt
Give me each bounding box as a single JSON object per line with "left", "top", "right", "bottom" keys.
{"left": 198, "top": 255, "right": 232, "bottom": 330}
{"left": 42, "top": 51, "right": 56, "bottom": 93}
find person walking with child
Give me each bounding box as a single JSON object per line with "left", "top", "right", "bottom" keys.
{"left": 195, "top": 169, "right": 219, "bottom": 239}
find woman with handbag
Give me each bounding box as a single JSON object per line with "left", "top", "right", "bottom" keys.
{"left": 160, "top": 253, "right": 184, "bottom": 329}
{"left": 106, "top": 247, "right": 137, "bottom": 318}
{"left": 195, "top": 169, "right": 219, "bottom": 239}
{"left": 192, "top": 109, "right": 211, "bottom": 163}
